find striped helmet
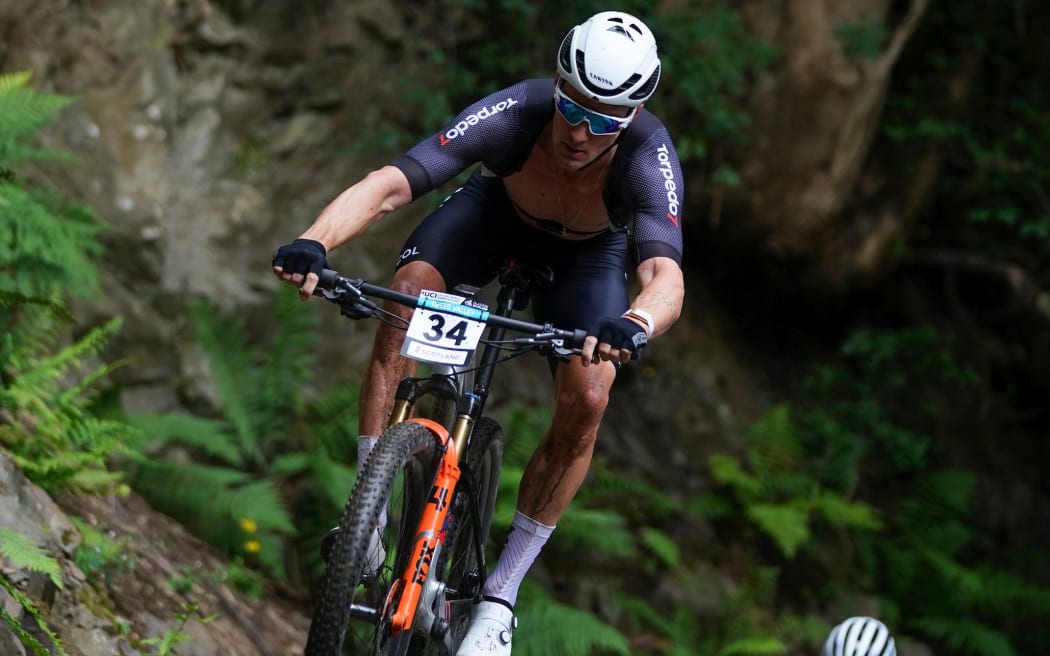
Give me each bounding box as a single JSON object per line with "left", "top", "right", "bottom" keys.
{"left": 823, "top": 617, "right": 897, "bottom": 656}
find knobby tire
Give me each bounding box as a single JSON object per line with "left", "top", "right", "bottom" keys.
{"left": 305, "top": 422, "right": 438, "bottom": 656}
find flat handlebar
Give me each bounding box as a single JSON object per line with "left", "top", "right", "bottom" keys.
{"left": 315, "top": 268, "right": 588, "bottom": 352}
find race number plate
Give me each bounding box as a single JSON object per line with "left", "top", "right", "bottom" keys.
{"left": 401, "top": 290, "right": 489, "bottom": 366}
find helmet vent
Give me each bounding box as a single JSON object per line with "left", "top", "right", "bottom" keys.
{"left": 629, "top": 66, "right": 660, "bottom": 101}
{"left": 558, "top": 31, "right": 574, "bottom": 73}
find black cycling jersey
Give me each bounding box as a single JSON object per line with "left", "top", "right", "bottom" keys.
{"left": 395, "top": 169, "right": 631, "bottom": 336}
{"left": 391, "top": 78, "right": 684, "bottom": 266}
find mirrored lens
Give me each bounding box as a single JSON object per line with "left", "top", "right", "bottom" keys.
{"left": 554, "top": 91, "right": 626, "bottom": 135}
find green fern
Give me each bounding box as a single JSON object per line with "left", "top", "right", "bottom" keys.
{"left": 707, "top": 403, "right": 884, "bottom": 559}
{"left": 0, "top": 577, "right": 62, "bottom": 656}
{"left": 614, "top": 565, "right": 791, "bottom": 656}
{"left": 187, "top": 299, "right": 264, "bottom": 464}
{"left": 499, "top": 403, "right": 552, "bottom": 466}
{"left": 708, "top": 453, "right": 761, "bottom": 500}
{"left": 124, "top": 289, "right": 335, "bottom": 579}
{"left": 552, "top": 507, "right": 637, "bottom": 559}
{"left": 806, "top": 491, "right": 882, "bottom": 531}
{"left": 912, "top": 617, "right": 1016, "bottom": 656}
{"left": 1, "top": 318, "right": 133, "bottom": 492}
{"left": 128, "top": 412, "right": 243, "bottom": 465}
{"left": 252, "top": 286, "right": 320, "bottom": 436}
{"left": 616, "top": 593, "right": 701, "bottom": 656}
{"left": 745, "top": 503, "right": 810, "bottom": 559}
{"left": 128, "top": 458, "right": 294, "bottom": 575}
{"left": 516, "top": 582, "right": 630, "bottom": 656}
{"left": 1, "top": 72, "right": 105, "bottom": 359}
{"left": 1, "top": 179, "right": 105, "bottom": 300}
{"left": 0, "top": 528, "right": 65, "bottom": 655}
{"left": 270, "top": 450, "right": 356, "bottom": 509}
{"left": 639, "top": 527, "right": 681, "bottom": 569}
{"left": 574, "top": 459, "right": 683, "bottom": 520}
{"left": 0, "top": 527, "right": 62, "bottom": 588}
{"left": 302, "top": 378, "right": 362, "bottom": 463}
{"left": 971, "top": 566, "right": 1050, "bottom": 617}
{"left": 0, "top": 71, "right": 74, "bottom": 165}
{"left": 719, "top": 637, "right": 786, "bottom": 655}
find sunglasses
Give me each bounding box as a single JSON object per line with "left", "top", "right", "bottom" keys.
{"left": 553, "top": 86, "right": 634, "bottom": 135}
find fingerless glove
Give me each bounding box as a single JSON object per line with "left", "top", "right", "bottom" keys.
{"left": 589, "top": 316, "right": 648, "bottom": 359}
{"left": 271, "top": 238, "right": 328, "bottom": 277}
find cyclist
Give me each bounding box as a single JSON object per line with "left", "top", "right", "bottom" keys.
{"left": 823, "top": 617, "right": 897, "bottom": 656}
{"left": 273, "top": 10, "right": 684, "bottom": 655}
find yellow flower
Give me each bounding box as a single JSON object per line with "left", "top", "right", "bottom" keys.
{"left": 244, "top": 540, "right": 262, "bottom": 554}
{"left": 239, "top": 518, "right": 257, "bottom": 533}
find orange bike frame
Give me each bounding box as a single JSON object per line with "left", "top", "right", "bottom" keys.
{"left": 389, "top": 418, "right": 462, "bottom": 633}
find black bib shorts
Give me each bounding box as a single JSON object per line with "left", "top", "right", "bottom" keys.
{"left": 395, "top": 168, "right": 630, "bottom": 333}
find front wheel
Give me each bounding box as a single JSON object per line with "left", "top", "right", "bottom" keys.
{"left": 305, "top": 421, "right": 438, "bottom": 656}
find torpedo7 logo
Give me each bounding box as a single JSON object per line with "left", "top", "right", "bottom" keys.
{"left": 439, "top": 98, "right": 519, "bottom": 145}
{"left": 656, "top": 144, "right": 681, "bottom": 227}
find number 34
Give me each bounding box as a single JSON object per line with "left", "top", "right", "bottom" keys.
{"left": 424, "top": 314, "right": 470, "bottom": 346}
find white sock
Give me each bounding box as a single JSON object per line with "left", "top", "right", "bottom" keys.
{"left": 357, "top": 435, "right": 386, "bottom": 529}
{"left": 481, "top": 510, "right": 555, "bottom": 607}
{"left": 358, "top": 435, "right": 379, "bottom": 469}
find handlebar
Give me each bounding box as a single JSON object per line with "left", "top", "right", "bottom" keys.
{"left": 314, "top": 268, "right": 588, "bottom": 354}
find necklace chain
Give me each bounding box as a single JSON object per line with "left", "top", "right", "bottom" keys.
{"left": 550, "top": 129, "right": 614, "bottom": 236}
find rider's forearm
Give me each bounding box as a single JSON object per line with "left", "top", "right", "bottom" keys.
{"left": 627, "top": 256, "right": 684, "bottom": 338}
{"left": 300, "top": 165, "right": 413, "bottom": 252}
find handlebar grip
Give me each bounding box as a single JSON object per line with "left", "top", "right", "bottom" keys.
{"left": 318, "top": 268, "right": 340, "bottom": 290}
{"left": 571, "top": 328, "right": 588, "bottom": 349}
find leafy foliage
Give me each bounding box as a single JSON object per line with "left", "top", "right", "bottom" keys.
{"left": 516, "top": 581, "right": 631, "bottom": 656}
{"left": 798, "top": 326, "right": 977, "bottom": 490}
{"left": 0, "top": 528, "right": 65, "bottom": 655}
{"left": 0, "top": 73, "right": 131, "bottom": 494}
{"left": 0, "top": 71, "right": 73, "bottom": 165}
{"left": 70, "top": 517, "right": 135, "bottom": 583}
{"left": 1, "top": 318, "right": 134, "bottom": 492}
{"left": 704, "top": 403, "right": 882, "bottom": 559}
{"left": 648, "top": 5, "right": 778, "bottom": 164}
{"left": 754, "top": 324, "right": 1050, "bottom": 654}
{"left": 0, "top": 75, "right": 102, "bottom": 306}
{"left": 124, "top": 288, "right": 360, "bottom": 580}
{"left": 0, "top": 527, "right": 62, "bottom": 588}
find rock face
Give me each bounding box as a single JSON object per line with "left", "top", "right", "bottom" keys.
{"left": 0, "top": 451, "right": 310, "bottom": 655}
{"left": 736, "top": 0, "right": 932, "bottom": 285}
{"left": 3, "top": 0, "right": 438, "bottom": 411}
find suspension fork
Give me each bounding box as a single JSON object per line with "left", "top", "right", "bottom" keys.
{"left": 389, "top": 416, "right": 467, "bottom": 634}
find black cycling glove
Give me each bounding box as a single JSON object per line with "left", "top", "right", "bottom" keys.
{"left": 590, "top": 316, "right": 648, "bottom": 360}
{"left": 272, "top": 238, "right": 328, "bottom": 277}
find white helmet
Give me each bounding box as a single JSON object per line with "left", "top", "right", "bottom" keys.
{"left": 556, "top": 11, "right": 661, "bottom": 107}
{"left": 823, "top": 617, "right": 897, "bottom": 656}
